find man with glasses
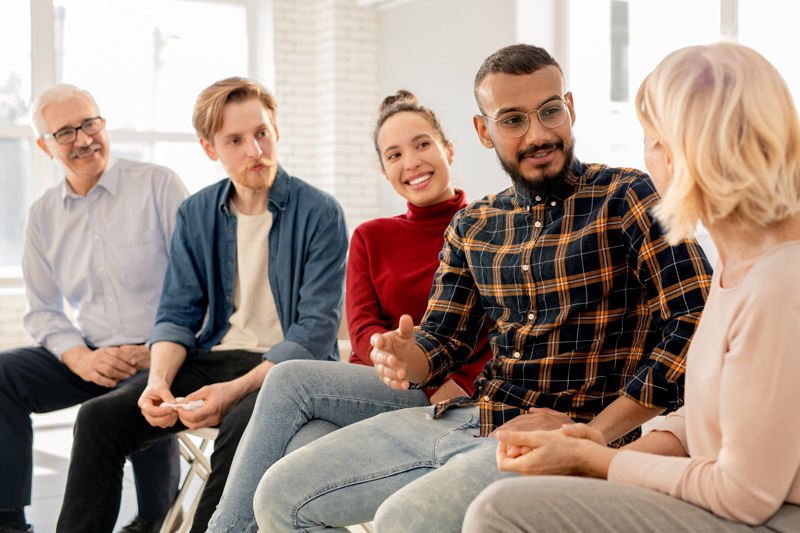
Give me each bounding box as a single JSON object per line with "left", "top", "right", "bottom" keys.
{"left": 0, "top": 84, "right": 188, "bottom": 533}
{"left": 254, "top": 44, "right": 713, "bottom": 533}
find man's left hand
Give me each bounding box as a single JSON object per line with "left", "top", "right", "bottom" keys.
{"left": 176, "top": 382, "right": 240, "bottom": 430}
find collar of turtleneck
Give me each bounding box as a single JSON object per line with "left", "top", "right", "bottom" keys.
{"left": 404, "top": 188, "right": 467, "bottom": 222}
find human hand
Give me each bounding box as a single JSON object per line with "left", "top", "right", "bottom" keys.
{"left": 370, "top": 314, "right": 423, "bottom": 390}
{"left": 176, "top": 382, "right": 241, "bottom": 430}
{"left": 428, "top": 379, "right": 469, "bottom": 404}
{"left": 63, "top": 345, "right": 138, "bottom": 388}
{"left": 119, "top": 344, "right": 151, "bottom": 370}
{"left": 495, "top": 426, "right": 587, "bottom": 476}
{"left": 138, "top": 379, "right": 179, "bottom": 428}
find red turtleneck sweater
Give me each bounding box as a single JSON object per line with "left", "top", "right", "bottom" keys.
{"left": 346, "top": 189, "right": 492, "bottom": 397}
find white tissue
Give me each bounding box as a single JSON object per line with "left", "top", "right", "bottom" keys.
{"left": 162, "top": 397, "right": 205, "bottom": 411}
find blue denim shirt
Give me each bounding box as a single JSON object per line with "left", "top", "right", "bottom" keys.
{"left": 150, "top": 165, "right": 348, "bottom": 363}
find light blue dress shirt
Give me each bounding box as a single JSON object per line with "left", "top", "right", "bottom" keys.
{"left": 22, "top": 157, "right": 189, "bottom": 360}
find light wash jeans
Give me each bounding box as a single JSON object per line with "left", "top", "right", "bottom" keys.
{"left": 207, "top": 360, "right": 431, "bottom": 532}
{"left": 463, "top": 476, "right": 800, "bottom": 533}
{"left": 254, "top": 404, "right": 516, "bottom": 532}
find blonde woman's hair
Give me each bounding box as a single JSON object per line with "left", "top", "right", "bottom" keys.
{"left": 31, "top": 84, "right": 100, "bottom": 138}
{"left": 636, "top": 42, "right": 800, "bottom": 244}
{"left": 192, "top": 77, "right": 276, "bottom": 142}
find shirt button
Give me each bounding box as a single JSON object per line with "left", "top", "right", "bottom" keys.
{"left": 513, "top": 351, "right": 521, "bottom": 358}
{"left": 534, "top": 221, "right": 541, "bottom": 228}
{"left": 550, "top": 201, "right": 557, "bottom": 207}
{"left": 483, "top": 395, "right": 490, "bottom": 402}
{"left": 228, "top": 227, "right": 234, "bottom": 232}
{"left": 99, "top": 266, "right": 104, "bottom": 272}
{"left": 228, "top": 260, "right": 233, "bottom": 265}
{"left": 522, "top": 265, "right": 529, "bottom": 272}
{"left": 108, "top": 298, "right": 113, "bottom": 303}
{"left": 528, "top": 313, "right": 535, "bottom": 320}
{"left": 94, "top": 235, "right": 99, "bottom": 240}
{"left": 535, "top": 195, "right": 542, "bottom": 201}
{"left": 226, "top": 294, "right": 231, "bottom": 300}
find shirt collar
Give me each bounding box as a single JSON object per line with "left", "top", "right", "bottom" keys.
{"left": 61, "top": 156, "right": 119, "bottom": 206}
{"left": 218, "top": 163, "right": 290, "bottom": 215}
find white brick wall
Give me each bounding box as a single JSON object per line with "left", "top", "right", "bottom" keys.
{"left": 273, "top": 0, "right": 381, "bottom": 233}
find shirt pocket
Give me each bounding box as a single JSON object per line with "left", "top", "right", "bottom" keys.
{"left": 117, "top": 229, "right": 169, "bottom": 293}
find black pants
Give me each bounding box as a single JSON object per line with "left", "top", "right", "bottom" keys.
{"left": 56, "top": 349, "right": 262, "bottom": 533}
{"left": 0, "top": 345, "right": 179, "bottom": 519}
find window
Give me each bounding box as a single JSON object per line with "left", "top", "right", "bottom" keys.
{"left": 1, "top": 0, "right": 274, "bottom": 276}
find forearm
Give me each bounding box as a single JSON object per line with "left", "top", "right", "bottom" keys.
{"left": 588, "top": 395, "right": 665, "bottom": 443}
{"left": 149, "top": 341, "right": 188, "bottom": 386}
{"left": 229, "top": 360, "right": 275, "bottom": 398}
{"left": 621, "top": 428, "right": 688, "bottom": 456}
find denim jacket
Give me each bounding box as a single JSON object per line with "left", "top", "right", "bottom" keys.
{"left": 150, "top": 165, "right": 348, "bottom": 363}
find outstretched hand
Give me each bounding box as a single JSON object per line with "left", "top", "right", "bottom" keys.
{"left": 370, "top": 314, "right": 425, "bottom": 390}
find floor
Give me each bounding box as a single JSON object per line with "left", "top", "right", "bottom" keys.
{"left": 29, "top": 406, "right": 140, "bottom": 532}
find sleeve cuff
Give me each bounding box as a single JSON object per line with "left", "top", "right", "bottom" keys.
{"left": 653, "top": 409, "right": 688, "bottom": 451}
{"left": 262, "top": 340, "right": 314, "bottom": 364}
{"left": 148, "top": 322, "right": 198, "bottom": 351}
{"left": 45, "top": 332, "right": 87, "bottom": 361}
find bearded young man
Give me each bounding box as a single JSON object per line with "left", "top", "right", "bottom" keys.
{"left": 253, "top": 44, "right": 714, "bottom": 533}
{"left": 56, "top": 78, "right": 348, "bottom": 533}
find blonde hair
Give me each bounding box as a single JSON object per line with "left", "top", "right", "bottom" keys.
{"left": 30, "top": 84, "right": 100, "bottom": 138}
{"left": 636, "top": 42, "right": 800, "bottom": 244}
{"left": 192, "top": 77, "right": 276, "bottom": 142}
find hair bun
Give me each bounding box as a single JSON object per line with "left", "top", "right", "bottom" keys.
{"left": 379, "top": 90, "right": 417, "bottom": 112}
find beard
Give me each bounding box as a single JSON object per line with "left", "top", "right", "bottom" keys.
{"left": 229, "top": 158, "right": 277, "bottom": 191}
{"left": 498, "top": 138, "right": 576, "bottom": 198}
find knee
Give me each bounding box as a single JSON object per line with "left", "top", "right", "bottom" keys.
{"left": 374, "top": 491, "right": 434, "bottom": 533}
{"left": 462, "top": 481, "right": 511, "bottom": 533}
{"left": 253, "top": 458, "right": 297, "bottom": 530}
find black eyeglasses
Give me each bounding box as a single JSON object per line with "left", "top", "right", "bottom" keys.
{"left": 43, "top": 116, "right": 105, "bottom": 144}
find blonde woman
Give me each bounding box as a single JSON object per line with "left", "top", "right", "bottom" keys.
{"left": 463, "top": 42, "right": 800, "bottom": 532}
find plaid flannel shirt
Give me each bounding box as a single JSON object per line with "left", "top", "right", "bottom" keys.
{"left": 414, "top": 160, "right": 712, "bottom": 439}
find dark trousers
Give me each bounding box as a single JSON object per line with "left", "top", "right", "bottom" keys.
{"left": 56, "top": 349, "right": 262, "bottom": 533}
{"left": 0, "top": 345, "right": 179, "bottom": 519}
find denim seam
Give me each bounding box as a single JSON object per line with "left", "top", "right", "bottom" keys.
{"left": 292, "top": 461, "right": 435, "bottom": 531}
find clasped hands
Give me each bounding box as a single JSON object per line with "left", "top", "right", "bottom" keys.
{"left": 493, "top": 407, "right": 608, "bottom": 477}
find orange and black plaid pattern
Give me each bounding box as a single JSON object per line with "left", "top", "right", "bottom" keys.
{"left": 415, "top": 160, "right": 712, "bottom": 438}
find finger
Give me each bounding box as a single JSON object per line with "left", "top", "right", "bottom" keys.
{"left": 397, "top": 314, "right": 415, "bottom": 338}
{"left": 89, "top": 370, "right": 118, "bottom": 388}
{"left": 382, "top": 376, "right": 410, "bottom": 390}
{"left": 495, "top": 429, "right": 539, "bottom": 448}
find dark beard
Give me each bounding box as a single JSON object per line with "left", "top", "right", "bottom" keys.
{"left": 498, "top": 139, "right": 575, "bottom": 198}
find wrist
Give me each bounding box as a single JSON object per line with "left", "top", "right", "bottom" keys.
{"left": 577, "top": 440, "right": 616, "bottom": 479}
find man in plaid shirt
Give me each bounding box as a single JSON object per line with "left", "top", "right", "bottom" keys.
{"left": 255, "top": 44, "right": 712, "bottom": 533}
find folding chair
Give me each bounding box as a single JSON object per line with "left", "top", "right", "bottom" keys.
{"left": 159, "top": 427, "right": 219, "bottom": 533}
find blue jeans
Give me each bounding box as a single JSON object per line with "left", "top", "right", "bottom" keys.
{"left": 254, "top": 404, "right": 517, "bottom": 532}
{"left": 0, "top": 345, "right": 179, "bottom": 520}
{"left": 208, "top": 360, "right": 431, "bottom": 532}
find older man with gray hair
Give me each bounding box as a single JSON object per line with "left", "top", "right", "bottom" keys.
{"left": 0, "top": 84, "right": 188, "bottom": 533}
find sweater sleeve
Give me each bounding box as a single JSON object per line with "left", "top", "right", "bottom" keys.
{"left": 346, "top": 227, "right": 391, "bottom": 366}
{"left": 609, "top": 269, "right": 800, "bottom": 525}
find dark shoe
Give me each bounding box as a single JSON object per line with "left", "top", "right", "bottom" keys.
{"left": 116, "top": 515, "right": 164, "bottom": 533}
{"left": 117, "top": 507, "right": 183, "bottom": 533}
{"left": 0, "top": 524, "right": 33, "bottom": 533}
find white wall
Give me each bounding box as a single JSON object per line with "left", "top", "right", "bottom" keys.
{"left": 376, "top": 0, "right": 518, "bottom": 215}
